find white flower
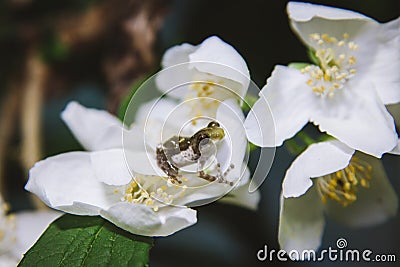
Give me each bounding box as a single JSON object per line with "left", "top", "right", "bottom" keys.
{"left": 0, "top": 197, "right": 60, "bottom": 266}
{"left": 11, "top": 211, "right": 61, "bottom": 263}
{"left": 133, "top": 97, "right": 259, "bottom": 209}
{"left": 245, "top": 2, "right": 399, "bottom": 157}
{"left": 279, "top": 140, "right": 398, "bottom": 258}
{"left": 26, "top": 100, "right": 259, "bottom": 237}
{"left": 0, "top": 199, "right": 16, "bottom": 266}
{"left": 156, "top": 36, "right": 250, "bottom": 119}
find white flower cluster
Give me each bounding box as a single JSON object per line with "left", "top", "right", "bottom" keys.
{"left": 26, "top": 36, "right": 258, "bottom": 237}
{"left": 0, "top": 196, "right": 59, "bottom": 265}
{"left": 244, "top": 2, "right": 400, "bottom": 258}
{"left": 24, "top": 1, "right": 399, "bottom": 259}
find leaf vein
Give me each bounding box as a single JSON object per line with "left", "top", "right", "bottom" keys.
{"left": 80, "top": 223, "right": 105, "bottom": 266}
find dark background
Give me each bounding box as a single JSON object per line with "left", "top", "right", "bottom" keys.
{"left": 0, "top": 0, "right": 399, "bottom": 266}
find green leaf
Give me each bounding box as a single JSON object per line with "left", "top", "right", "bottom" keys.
{"left": 287, "top": 62, "right": 311, "bottom": 70}
{"left": 317, "top": 133, "right": 335, "bottom": 143}
{"left": 307, "top": 48, "right": 320, "bottom": 66}
{"left": 284, "top": 130, "right": 316, "bottom": 156}
{"left": 117, "top": 76, "right": 149, "bottom": 121}
{"left": 39, "top": 33, "right": 69, "bottom": 63}
{"left": 242, "top": 94, "right": 258, "bottom": 112}
{"left": 248, "top": 142, "right": 259, "bottom": 152}
{"left": 19, "top": 214, "right": 153, "bottom": 267}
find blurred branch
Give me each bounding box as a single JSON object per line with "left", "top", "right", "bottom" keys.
{"left": 61, "top": 0, "right": 169, "bottom": 111}
{"left": 20, "top": 53, "right": 48, "bottom": 210}
{"left": 103, "top": 0, "right": 168, "bottom": 112}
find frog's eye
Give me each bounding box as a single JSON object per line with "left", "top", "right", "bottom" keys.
{"left": 207, "top": 121, "right": 220, "bottom": 128}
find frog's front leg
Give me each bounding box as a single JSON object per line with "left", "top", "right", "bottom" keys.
{"left": 197, "top": 163, "right": 234, "bottom": 186}
{"left": 156, "top": 145, "right": 182, "bottom": 184}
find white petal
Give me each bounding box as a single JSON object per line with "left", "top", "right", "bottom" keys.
{"left": 25, "top": 152, "right": 120, "bottom": 214}
{"left": 175, "top": 162, "right": 250, "bottom": 208}
{"left": 219, "top": 186, "right": 260, "bottom": 211}
{"left": 367, "top": 18, "right": 400, "bottom": 105}
{"left": 325, "top": 153, "right": 398, "bottom": 227}
{"left": 100, "top": 203, "right": 197, "bottom": 236}
{"left": 311, "top": 83, "right": 398, "bottom": 157}
{"left": 156, "top": 36, "right": 249, "bottom": 100}
{"left": 175, "top": 179, "right": 229, "bottom": 207}
{"left": 156, "top": 62, "right": 198, "bottom": 99}
{"left": 218, "top": 168, "right": 260, "bottom": 210}
{"left": 283, "top": 141, "right": 354, "bottom": 198}
{"left": 189, "top": 36, "right": 250, "bottom": 97}
{"left": 390, "top": 139, "right": 400, "bottom": 155}
{"left": 61, "top": 102, "right": 123, "bottom": 151}
{"left": 287, "top": 2, "right": 370, "bottom": 22}
{"left": 123, "top": 125, "right": 146, "bottom": 152}
{"left": 288, "top": 2, "right": 399, "bottom": 106}
{"left": 55, "top": 201, "right": 106, "bottom": 216}
{"left": 134, "top": 98, "right": 194, "bottom": 149}
{"left": 158, "top": 42, "right": 196, "bottom": 96}
{"left": 12, "top": 210, "right": 61, "bottom": 259}
{"left": 279, "top": 187, "right": 325, "bottom": 259}
{"left": 216, "top": 99, "right": 247, "bottom": 179}
{"left": 125, "top": 150, "right": 165, "bottom": 177}
{"left": 161, "top": 43, "right": 197, "bottom": 68}
{"left": 380, "top": 16, "right": 400, "bottom": 41}
{"left": 0, "top": 256, "right": 18, "bottom": 266}
{"left": 90, "top": 149, "right": 132, "bottom": 186}
{"left": 287, "top": 2, "right": 375, "bottom": 49}
{"left": 245, "top": 65, "right": 315, "bottom": 147}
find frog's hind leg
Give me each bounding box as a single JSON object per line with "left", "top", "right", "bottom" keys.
{"left": 217, "top": 163, "right": 235, "bottom": 186}
{"left": 221, "top": 163, "right": 235, "bottom": 179}
{"left": 198, "top": 170, "right": 217, "bottom": 183}
{"left": 198, "top": 163, "right": 234, "bottom": 186}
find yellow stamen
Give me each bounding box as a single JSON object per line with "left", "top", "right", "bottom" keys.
{"left": 316, "top": 156, "right": 372, "bottom": 207}
{"left": 119, "top": 176, "right": 188, "bottom": 211}
{"left": 302, "top": 33, "right": 358, "bottom": 97}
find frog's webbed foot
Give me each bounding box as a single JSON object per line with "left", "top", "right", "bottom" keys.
{"left": 198, "top": 163, "right": 234, "bottom": 186}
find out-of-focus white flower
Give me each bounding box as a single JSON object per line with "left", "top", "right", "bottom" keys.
{"left": 26, "top": 100, "right": 259, "bottom": 237}
{"left": 156, "top": 36, "right": 250, "bottom": 120}
{"left": 0, "top": 196, "right": 60, "bottom": 266}
{"left": 0, "top": 199, "right": 16, "bottom": 266}
{"left": 245, "top": 2, "right": 399, "bottom": 157}
{"left": 279, "top": 140, "right": 398, "bottom": 259}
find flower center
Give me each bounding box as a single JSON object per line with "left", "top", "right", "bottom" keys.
{"left": 316, "top": 157, "right": 372, "bottom": 207}
{"left": 301, "top": 33, "right": 358, "bottom": 98}
{"left": 120, "top": 176, "right": 187, "bottom": 211}
{"left": 189, "top": 80, "right": 221, "bottom": 125}
{"left": 191, "top": 81, "right": 217, "bottom": 98}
